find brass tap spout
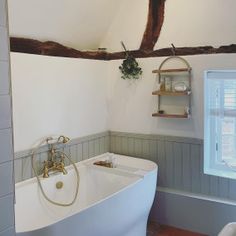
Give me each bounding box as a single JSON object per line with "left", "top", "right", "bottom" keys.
{"left": 59, "top": 162, "right": 67, "bottom": 175}
{"left": 42, "top": 149, "right": 68, "bottom": 178}
{"left": 43, "top": 161, "right": 50, "bottom": 178}
{"left": 41, "top": 135, "right": 70, "bottom": 178}
{"left": 42, "top": 159, "right": 67, "bottom": 178}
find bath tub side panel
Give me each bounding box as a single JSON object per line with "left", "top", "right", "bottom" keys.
{"left": 16, "top": 171, "right": 157, "bottom": 236}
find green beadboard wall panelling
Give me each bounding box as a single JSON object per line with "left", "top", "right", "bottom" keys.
{"left": 14, "top": 132, "right": 110, "bottom": 183}
{"left": 109, "top": 131, "right": 235, "bottom": 202}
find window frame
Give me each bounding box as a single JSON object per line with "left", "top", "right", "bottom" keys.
{"left": 204, "top": 70, "right": 236, "bottom": 180}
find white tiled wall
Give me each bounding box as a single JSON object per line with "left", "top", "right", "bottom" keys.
{"left": 0, "top": 0, "right": 15, "bottom": 235}
{"left": 0, "top": 227, "right": 15, "bottom": 236}
{"left": 0, "top": 0, "right": 6, "bottom": 27}
{"left": 0, "top": 95, "right": 11, "bottom": 129}
{"left": 0, "top": 27, "right": 9, "bottom": 61}
{"left": 0, "top": 61, "right": 9, "bottom": 95}
{"left": 0, "top": 162, "right": 13, "bottom": 197}
{"left": 0, "top": 195, "right": 14, "bottom": 232}
{"left": 0, "top": 129, "right": 13, "bottom": 163}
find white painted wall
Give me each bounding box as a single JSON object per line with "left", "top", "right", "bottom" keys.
{"left": 8, "top": 0, "right": 122, "bottom": 50}
{"left": 155, "top": 0, "right": 236, "bottom": 49}
{"left": 100, "top": 0, "right": 236, "bottom": 139}
{"left": 10, "top": 0, "right": 236, "bottom": 150}
{"left": 101, "top": 0, "right": 148, "bottom": 52}
{"left": 101, "top": 0, "right": 236, "bottom": 52}
{"left": 107, "top": 54, "right": 236, "bottom": 139}
{"left": 11, "top": 53, "right": 108, "bottom": 151}
{"left": 9, "top": 0, "right": 236, "bottom": 52}
{"left": 11, "top": 53, "right": 236, "bottom": 151}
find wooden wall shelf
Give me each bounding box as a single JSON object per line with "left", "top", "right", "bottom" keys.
{"left": 152, "top": 113, "right": 189, "bottom": 118}
{"left": 152, "top": 91, "right": 191, "bottom": 96}
{"left": 152, "top": 56, "right": 192, "bottom": 118}
{"left": 152, "top": 68, "right": 191, "bottom": 73}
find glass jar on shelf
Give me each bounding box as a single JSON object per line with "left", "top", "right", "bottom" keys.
{"left": 160, "top": 77, "right": 165, "bottom": 91}
{"left": 165, "top": 77, "right": 172, "bottom": 91}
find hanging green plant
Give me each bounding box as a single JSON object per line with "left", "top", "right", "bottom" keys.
{"left": 119, "top": 42, "right": 142, "bottom": 80}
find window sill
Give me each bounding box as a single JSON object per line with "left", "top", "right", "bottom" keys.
{"left": 204, "top": 166, "right": 236, "bottom": 180}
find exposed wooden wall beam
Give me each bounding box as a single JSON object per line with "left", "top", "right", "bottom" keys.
{"left": 107, "top": 45, "right": 236, "bottom": 60}
{"left": 140, "top": 0, "right": 166, "bottom": 51}
{"left": 9, "top": 1, "right": 236, "bottom": 61}
{"left": 10, "top": 37, "right": 108, "bottom": 60}
{"left": 10, "top": 37, "right": 236, "bottom": 60}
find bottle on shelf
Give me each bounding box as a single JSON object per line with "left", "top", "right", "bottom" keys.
{"left": 160, "top": 77, "right": 165, "bottom": 91}
{"left": 165, "top": 77, "right": 172, "bottom": 91}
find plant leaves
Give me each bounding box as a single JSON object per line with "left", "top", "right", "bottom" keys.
{"left": 119, "top": 54, "right": 142, "bottom": 80}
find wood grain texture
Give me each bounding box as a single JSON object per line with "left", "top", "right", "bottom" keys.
{"left": 152, "top": 68, "right": 190, "bottom": 73}
{"left": 108, "top": 45, "right": 236, "bottom": 60}
{"left": 152, "top": 113, "right": 189, "bottom": 118}
{"left": 152, "top": 91, "right": 191, "bottom": 96}
{"left": 10, "top": 37, "right": 108, "bottom": 60}
{"left": 140, "top": 0, "right": 166, "bottom": 51}
{"left": 10, "top": 37, "right": 236, "bottom": 60}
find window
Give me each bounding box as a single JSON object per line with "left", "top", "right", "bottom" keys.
{"left": 204, "top": 70, "right": 236, "bottom": 179}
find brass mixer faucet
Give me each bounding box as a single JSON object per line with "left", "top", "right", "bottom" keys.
{"left": 43, "top": 158, "right": 67, "bottom": 178}
{"left": 42, "top": 135, "right": 70, "bottom": 178}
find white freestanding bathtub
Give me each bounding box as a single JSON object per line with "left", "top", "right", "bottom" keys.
{"left": 15, "top": 153, "right": 158, "bottom": 236}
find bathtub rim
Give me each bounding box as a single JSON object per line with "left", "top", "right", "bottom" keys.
{"left": 15, "top": 153, "right": 158, "bottom": 189}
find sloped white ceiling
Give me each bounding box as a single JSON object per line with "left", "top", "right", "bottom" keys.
{"left": 8, "top": 0, "right": 123, "bottom": 50}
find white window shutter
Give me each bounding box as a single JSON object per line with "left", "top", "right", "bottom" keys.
{"left": 204, "top": 70, "right": 236, "bottom": 179}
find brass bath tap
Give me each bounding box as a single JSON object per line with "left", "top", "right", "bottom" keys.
{"left": 43, "top": 159, "right": 67, "bottom": 178}
{"left": 42, "top": 146, "right": 68, "bottom": 178}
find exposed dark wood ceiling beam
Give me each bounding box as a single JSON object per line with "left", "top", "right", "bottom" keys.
{"left": 140, "top": 0, "right": 166, "bottom": 51}
{"left": 10, "top": 37, "right": 236, "bottom": 60}
{"left": 10, "top": 0, "right": 236, "bottom": 60}
{"left": 107, "top": 45, "right": 236, "bottom": 60}
{"left": 10, "top": 37, "right": 108, "bottom": 60}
